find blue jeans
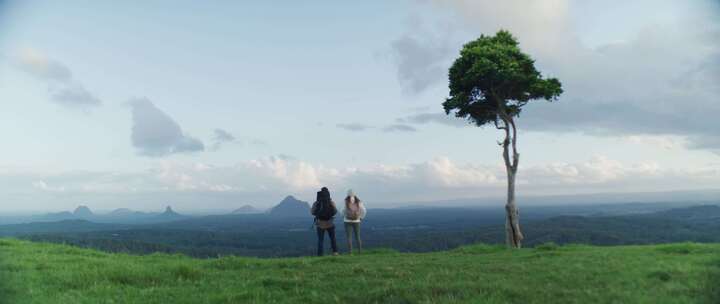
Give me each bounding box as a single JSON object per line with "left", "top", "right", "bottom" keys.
{"left": 316, "top": 226, "right": 338, "bottom": 256}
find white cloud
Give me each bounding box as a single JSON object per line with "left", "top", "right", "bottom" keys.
{"left": 525, "top": 156, "right": 661, "bottom": 185}
{"left": 622, "top": 136, "right": 684, "bottom": 150}
{"left": 4, "top": 155, "right": 720, "bottom": 211}
{"left": 23, "top": 156, "right": 720, "bottom": 196}
{"left": 149, "top": 156, "right": 324, "bottom": 193}
{"left": 413, "top": 157, "right": 499, "bottom": 188}
{"left": 31, "top": 180, "right": 65, "bottom": 192}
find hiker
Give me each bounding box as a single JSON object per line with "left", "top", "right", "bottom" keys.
{"left": 311, "top": 187, "right": 339, "bottom": 256}
{"left": 343, "top": 189, "right": 366, "bottom": 254}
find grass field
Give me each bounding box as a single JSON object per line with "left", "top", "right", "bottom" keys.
{"left": 1, "top": 239, "right": 719, "bottom": 303}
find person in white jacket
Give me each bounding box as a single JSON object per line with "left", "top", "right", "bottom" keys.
{"left": 343, "top": 189, "right": 366, "bottom": 254}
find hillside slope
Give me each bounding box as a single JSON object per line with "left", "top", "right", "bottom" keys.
{"left": 1, "top": 239, "right": 719, "bottom": 303}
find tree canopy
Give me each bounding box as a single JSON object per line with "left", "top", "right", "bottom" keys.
{"left": 443, "top": 30, "right": 563, "bottom": 127}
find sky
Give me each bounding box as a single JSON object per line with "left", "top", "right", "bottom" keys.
{"left": 0, "top": 0, "right": 718, "bottom": 212}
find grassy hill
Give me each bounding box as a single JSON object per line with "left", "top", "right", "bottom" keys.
{"left": 1, "top": 239, "right": 719, "bottom": 303}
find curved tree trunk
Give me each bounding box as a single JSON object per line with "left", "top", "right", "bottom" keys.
{"left": 501, "top": 117, "right": 524, "bottom": 248}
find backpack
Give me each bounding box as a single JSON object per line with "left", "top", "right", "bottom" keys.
{"left": 313, "top": 199, "right": 336, "bottom": 221}
{"left": 346, "top": 201, "right": 360, "bottom": 220}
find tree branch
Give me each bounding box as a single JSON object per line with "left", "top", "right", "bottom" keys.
{"left": 491, "top": 89, "right": 514, "bottom": 172}
{"left": 500, "top": 118, "right": 512, "bottom": 170}
{"left": 509, "top": 117, "right": 520, "bottom": 172}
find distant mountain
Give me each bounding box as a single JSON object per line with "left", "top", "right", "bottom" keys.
{"left": 231, "top": 205, "right": 260, "bottom": 214}
{"left": 42, "top": 211, "right": 75, "bottom": 221}
{"left": 42, "top": 205, "right": 94, "bottom": 221}
{"left": 269, "top": 196, "right": 310, "bottom": 217}
{"left": 158, "top": 206, "right": 183, "bottom": 219}
{"left": 73, "top": 206, "right": 94, "bottom": 218}
{"left": 31, "top": 206, "right": 192, "bottom": 225}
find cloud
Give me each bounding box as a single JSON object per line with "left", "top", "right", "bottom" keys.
{"left": 336, "top": 123, "right": 374, "bottom": 132}
{"left": 129, "top": 98, "right": 204, "bottom": 157}
{"left": 9, "top": 155, "right": 720, "bottom": 210}
{"left": 145, "top": 157, "right": 326, "bottom": 192}
{"left": 382, "top": 124, "right": 418, "bottom": 133}
{"left": 336, "top": 122, "right": 419, "bottom": 133}
{"left": 523, "top": 155, "right": 662, "bottom": 185}
{"left": 211, "top": 128, "right": 236, "bottom": 151}
{"left": 16, "top": 48, "right": 72, "bottom": 82}
{"left": 344, "top": 156, "right": 720, "bottom": 200}
{"left": 32, "top": 180, "right": 66, "bottom": 192}
{"left": 340, "top": 158, "right": 525, "bottom": 193}
{"left": 389, "top": 0, "right": 571, "bottom": 93}
{"left": 48, "top": 85, "right": 102, "bottom": 108}
{"left": 243, "top": 156, "right": 325, "bottom": 190}
{"left": 334, "top": 115, "right": 467, "bottom": 133}
{"left": 389, "top": 34, "right": 452, "bottom": 93}
{"left": 397, "top": 112, "right": 471, "bottom": 128}
{"left": 621, "top": 136, "right": 683, "bottom": 150}
{"left": 210, "top": 128, "right": 267, "bottom": 151}
{"left": 213, "top": 129, "right": 235, "bottom": 142}
{"left": 155, "top": 156, "right": 718, "bottom": 193}
{"left": 14, "top": 48, "right": 101, "bottom": 109}
{"left": 392, "top": 1, "right": 720, "bottom": 152}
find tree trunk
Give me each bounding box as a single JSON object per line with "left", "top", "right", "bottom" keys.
{"left": 501, "top": 117, "right": 523, "bottom": 248}
{"left": 504, "top": 166, "right": 523, "bottom": 248}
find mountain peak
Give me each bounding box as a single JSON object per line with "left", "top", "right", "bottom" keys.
{"left": 232, "top": 205, "right": 259, "bottom": 214}
{"left": 109, "top": 208, "right": 134, "bottom": 215}
{"left": 270, "top": 196, "right": 310, "bottom": 217}
{"left": 280, "top": 195, "right": 298, "bottom": 203}
{"left": 163, "top": 206, "right": 177, "bottom": 215}
{"left": 73, "top": 205, "right": 94, "bottom": 217}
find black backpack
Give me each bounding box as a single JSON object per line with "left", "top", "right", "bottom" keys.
{"left": 313, "top": 192, "right": 336, "bottom": 221}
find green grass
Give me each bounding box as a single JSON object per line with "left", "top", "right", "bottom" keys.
{"left": 1, "top": 239, "right": 719, "bottom": 303}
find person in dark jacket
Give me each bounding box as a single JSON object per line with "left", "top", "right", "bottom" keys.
{"left": 311, "top": 187, "right": 338, "bottom": 256}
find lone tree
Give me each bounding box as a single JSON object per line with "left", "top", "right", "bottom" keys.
{"left": 443, "top": 30, "right": 562, "bottom": 248}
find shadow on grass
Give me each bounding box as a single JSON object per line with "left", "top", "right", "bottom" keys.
{"left": 703, "top": 258, "right": 720, "bottom": 304}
